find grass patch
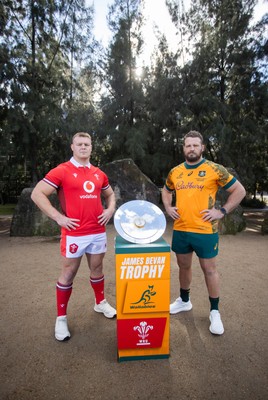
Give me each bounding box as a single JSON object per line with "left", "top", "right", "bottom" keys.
{"left": 0, "top": 204, "right": 16, "bottom": 215}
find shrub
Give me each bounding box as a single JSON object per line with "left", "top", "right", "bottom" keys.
{"left": 241, "top": 197, "right": 266, "bottom": 209}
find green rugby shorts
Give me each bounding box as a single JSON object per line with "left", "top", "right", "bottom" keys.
{"left": 171, "top": 230, "right": 219, "bottom": 259}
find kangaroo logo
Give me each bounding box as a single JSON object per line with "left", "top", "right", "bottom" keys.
{"left": 131, "top": 285, "right": 156, "bottom": 305}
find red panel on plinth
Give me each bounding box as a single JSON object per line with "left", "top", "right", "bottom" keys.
{"left": 117, "top": 318, "right": 167, "bottom": 350}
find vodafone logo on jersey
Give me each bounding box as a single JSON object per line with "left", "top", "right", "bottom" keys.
{"left": 80, "top": 180, "right": 97, "bottom": 199}
{"left": 83, "top": 181, "right": 95, "bottom": 193}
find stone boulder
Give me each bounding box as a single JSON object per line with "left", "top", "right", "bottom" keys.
{"left": 101, "top": 158, "right": 160, "bottom": 207}
{"left": 10, "top": 188, "right": 61, "bottom": 237}
{"left": 216, "top": 168, "right": 246, "bottom": 234}
{"left": 217, "top": 204, "right": 246, "bottom": 234}
{"left": 216, "top": 186, "right": 246, "bottom": 235}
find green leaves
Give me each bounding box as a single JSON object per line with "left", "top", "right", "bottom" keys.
{"left": 0, "top": 0, "right": 267, "bottom": 199}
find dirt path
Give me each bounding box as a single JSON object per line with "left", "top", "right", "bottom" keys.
{"left": 0, "top": 212, "right": 267, "bottom": 400}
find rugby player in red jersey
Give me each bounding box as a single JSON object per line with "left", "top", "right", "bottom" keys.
{"left": 31, "top": 132, "right": 116, "bottom": 341}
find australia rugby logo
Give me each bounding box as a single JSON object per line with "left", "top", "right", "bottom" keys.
{"left": 130, "top": 285, "right": 156, "bottom": 310}
{"left": 83, "top": 181, "right": 95, "bottom": 193}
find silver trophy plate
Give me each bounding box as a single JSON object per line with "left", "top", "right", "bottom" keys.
{"left": 114, "top": 200, "right": 166, "bottom": 244}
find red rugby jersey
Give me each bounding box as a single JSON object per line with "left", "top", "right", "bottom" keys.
{"left": 43, "top": 157, "right": 110, "bottom": 236}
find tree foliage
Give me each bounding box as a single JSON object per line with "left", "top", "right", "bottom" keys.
{"left": 164, "top": 0, "right": 268, "bottom": 192}
{"left": 0, "top": 0, "right": 97, "bottom": 188}
{"left": 0, "top": 0, "right": 267, "bottom": 201}
{"left": 98, "top": 0, "right": 146, "bottom": 164}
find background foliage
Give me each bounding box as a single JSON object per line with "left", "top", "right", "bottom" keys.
{"left": 0, "top": 0, "right": 267, "bottom": 203}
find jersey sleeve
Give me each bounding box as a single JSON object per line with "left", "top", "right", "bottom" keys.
{"left": 100, "top": 170, "right": 110, "bottom": 191}
{"left": 215, "top": 164, "right": 237, "bottom": 189}
{"left": 43, "top": 165, "right": 65, "bottom": 189}
{"left": 164, "top": 169, "right": 175, "bottom": 192}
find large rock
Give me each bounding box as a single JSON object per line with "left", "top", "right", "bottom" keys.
{"left": 218, "top": 204, "right": 246, "bottom": 234}
{"left": 10, "top": 188, "right": 61, "bottom": 237}
{"left": 216, "top": 168, "right": 246, "bottom": 234}
{"left": 101, "top": 158, "right": 160, "bottom": 207}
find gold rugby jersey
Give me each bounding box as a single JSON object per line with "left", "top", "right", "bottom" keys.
{"left": 164, "top": 159, "right": 236, "bottom": 234}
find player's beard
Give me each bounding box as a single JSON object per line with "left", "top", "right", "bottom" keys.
{"left": 184, "top": 149, "right": 203, "bottom": 163}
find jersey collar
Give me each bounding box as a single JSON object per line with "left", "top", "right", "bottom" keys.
{"left": 184, "top": 158, "right": 206, "bottom": 169}
{"left": 70, "top": 156, "right": 91, "bottom": 168}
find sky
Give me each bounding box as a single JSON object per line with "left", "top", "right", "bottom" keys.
{"left": 89, "top": 0, "right": 267, "bottom": 62}
{"left": 89, "top": 0, "right": 189, "bottom": 51}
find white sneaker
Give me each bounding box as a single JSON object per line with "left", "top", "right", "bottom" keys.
{"left": 170, "top": 297, "right": 193, "bottom": 314}
{"left": 94, "top": 299, "right": 116, "bottom": 318}
{"left": 55, "top": 315, "right": 71, "bottom": 341}
{"left": 209, "top": 310, "right": 224, "bottom": 335}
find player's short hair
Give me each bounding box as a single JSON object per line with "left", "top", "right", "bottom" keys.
{"left": 72, "top": 132, "right": 91, "bottom": 143}
{"left": 183, "top": 130, "right": 204, "bottom": 145}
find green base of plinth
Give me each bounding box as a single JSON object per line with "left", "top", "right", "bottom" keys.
{"left": 118, "top": 354, "right": 170, "bottom": 362}
{"left": 115, "top": 235, "right": 170, "bottom": 254}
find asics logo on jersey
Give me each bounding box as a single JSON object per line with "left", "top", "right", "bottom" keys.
{"left": 83, "top": 181, "right": 95, "bottom": 193}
